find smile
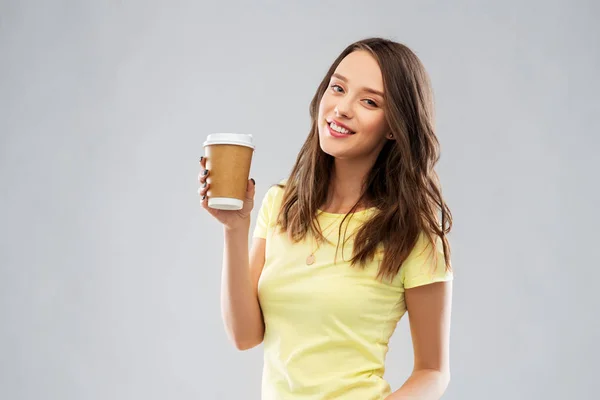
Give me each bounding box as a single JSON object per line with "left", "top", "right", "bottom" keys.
{"left": 327, "top": 120, "right": 355, "bottom": 137}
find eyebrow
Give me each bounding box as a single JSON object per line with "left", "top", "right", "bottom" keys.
{"left": 332, "top": 73, "right": 385, "bottom": 98}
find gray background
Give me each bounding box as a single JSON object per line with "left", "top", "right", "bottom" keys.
{"left": 1, "top": 0, "right": 598, "bottom": 399}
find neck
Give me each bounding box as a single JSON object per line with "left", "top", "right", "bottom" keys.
{"left": 322, "top": 156, "right": 375, "bottom": 214}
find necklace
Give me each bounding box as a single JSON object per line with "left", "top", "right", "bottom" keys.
{"left": 306, "top": 214, "right": 343, "bottom": 265}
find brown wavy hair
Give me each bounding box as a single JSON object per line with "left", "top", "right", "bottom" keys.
{"left": 274, "top": 37, "right": 452, "bottom": 281}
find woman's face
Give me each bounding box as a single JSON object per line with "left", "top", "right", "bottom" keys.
{"left": 317, "top": 50, "right": 390, "bottom": 160}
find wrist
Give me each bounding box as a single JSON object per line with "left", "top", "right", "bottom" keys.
{"left": 223, "top": 219, "right": 251, "bottom": 234}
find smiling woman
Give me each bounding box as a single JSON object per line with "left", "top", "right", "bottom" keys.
{"left": 199, "top": 37, "right": 453, "bottom": 400}
{"left": 318, "top": 51, "right": 389, "bottom": 160}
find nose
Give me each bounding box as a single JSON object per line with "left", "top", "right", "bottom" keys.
{"left": 334, "top": 97, "right": 353, "bottom": 119}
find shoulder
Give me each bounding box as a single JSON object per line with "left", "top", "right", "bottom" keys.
{"left": 262, "top": 178, "right": 287, "bottom": 204}
{"left": 400, "top": 231, "right": 452, "bottom": 289}
{"left": 256, "top": 178, "right": 288, "bottom": 221}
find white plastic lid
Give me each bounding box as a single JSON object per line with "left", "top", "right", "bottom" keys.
{"left": 203, "top": 133, "right": 254, "bottom": 149}
{"left": 208, "top": 197, "right": 244, "bottom": 210}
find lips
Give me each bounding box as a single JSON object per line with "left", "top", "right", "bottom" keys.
{"left": 327, "top": 124, "right": 353, "bottom": 138}
{"left": 327, "top": 119, "right": 356, "bottom": 135}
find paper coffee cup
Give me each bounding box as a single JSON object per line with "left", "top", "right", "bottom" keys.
{"left": 202, "top": 133, "right": 255, "bottom": 210}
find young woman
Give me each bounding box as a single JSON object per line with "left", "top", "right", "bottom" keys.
{"left": 198, "top": 37, "right": 453, "bottom": 400}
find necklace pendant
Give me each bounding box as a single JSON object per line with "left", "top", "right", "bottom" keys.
{"left": 306, "top": 254, "right": 316, "bottom": 265}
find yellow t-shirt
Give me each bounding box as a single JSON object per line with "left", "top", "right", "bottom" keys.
{"left": 252, "top": 183, "right": 452, "bottom": 400}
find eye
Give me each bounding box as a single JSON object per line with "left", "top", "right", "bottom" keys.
{"left": 330, "top": 84, "right": 344, "bottom": 93}
{"left": 363, "top": 99, "right": 378, "bottom": 107}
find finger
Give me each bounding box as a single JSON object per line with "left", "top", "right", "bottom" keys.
{"left": 199, "top": 191, "right": 209, "bottom": 209}
{"left": 245, "top": 178, "right": 256, "bottom": 200}
{"left": 199, "top": 156, "right": 207, "bottom": 169}
{"left": 198, "top": 182, "right": 210, "bottom": 197}
{"left": 198, "top": 168, "right": 209, "bottom": 184}
{"left": 200, "top": 192, "right": 219, "bottom": 217}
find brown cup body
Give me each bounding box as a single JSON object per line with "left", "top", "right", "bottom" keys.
{"left": 204, "top": 144, "right": 254, "bottom": 207}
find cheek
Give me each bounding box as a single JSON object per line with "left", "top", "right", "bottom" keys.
{"left": 317, "top": 99, "right": 324, "bottom": 117}
{"left": 361, "top": 112, "right": 387, "bottom": 137}
{"left": 317, "top": 98, "right": 330, "bottom": 137}
{"left": 318, "top": 95, "right": 332, "bottom": 118}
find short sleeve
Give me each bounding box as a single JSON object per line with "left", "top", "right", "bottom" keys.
{"left": 401, "top": 232, "right": 453, "bottom": 289}
{"left": 252, "top": 184, "right": 283, "bottom": 239}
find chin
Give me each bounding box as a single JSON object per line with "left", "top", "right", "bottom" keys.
{"left": 319, "top": 140, "right": 351, "bottom": 159}
{"left": 317, "top": 127, "right": 350, "bottom": 158}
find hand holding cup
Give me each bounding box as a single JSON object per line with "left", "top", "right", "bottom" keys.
{"left": 198, "top": 133, "right": 256, "bottom": 230}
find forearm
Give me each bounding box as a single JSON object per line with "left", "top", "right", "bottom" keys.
{"left": 385, "top": 369, "right": 450, "bottom": 400}
{"left": 220, "top": 223, "right": 264, "bottom": 350}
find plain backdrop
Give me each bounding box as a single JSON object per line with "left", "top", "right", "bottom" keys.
{"left": 1, "top": 1, "right": 599, "bottom": 399}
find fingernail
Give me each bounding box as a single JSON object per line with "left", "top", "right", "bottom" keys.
{"left": 199, "top": 156, "right": 203, "bottom": 163}
{"left": 202, "top": 182, "right": 207, "bottom": 188}
{"left": 250, "top": 178, "right": 255, "bottom": 185}
{"left": 202, "top": 169, "right": 208, "bottom": 176}
{"left": 201, "top": 195, "right": 206, "bottom": 200}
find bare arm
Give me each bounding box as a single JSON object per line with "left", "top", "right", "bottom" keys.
{"left": 385, "top": 280, "right": 453, "bottom": 399}
{"left": 198, "top": 158, "right": 266, "bottom": 351}
{"left": 220, "top": 229, "right": 266, "bottom": 350}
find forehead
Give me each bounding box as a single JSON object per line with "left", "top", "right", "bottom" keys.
{"left": 333, "top": 50, "right": 383, "bottom": 92}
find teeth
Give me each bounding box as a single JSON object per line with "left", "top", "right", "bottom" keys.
{"left": 330, "top": 121, "right": 351, "bottom": 134}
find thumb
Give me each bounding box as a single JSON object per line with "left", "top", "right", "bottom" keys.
{"left": 246, "top": 178, "right": 256, "bottom": 200}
